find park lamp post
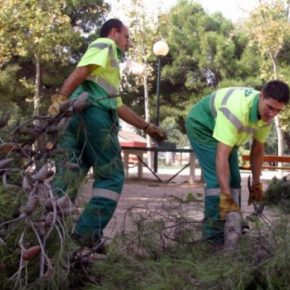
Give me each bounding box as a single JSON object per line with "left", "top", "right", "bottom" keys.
{"left": 153, "top": 40, "right": 169, "bottom": 172}
{"left": 153, "top": 40, "right": 169, "bottom": 126}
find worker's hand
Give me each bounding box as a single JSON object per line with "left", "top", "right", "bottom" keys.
{"left": 144, "top": 123, "right": 167, "bottom": 142}
{"left": 48, "top": 94, "right": 68, "bottom": 116}
{"left": 219, "top": 192, "right": 240, "bottom": 220}
{"left": 248, "top": 182, "right": 263, "bottom": 205}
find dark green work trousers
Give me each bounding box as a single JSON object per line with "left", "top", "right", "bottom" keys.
{"left": 53, "top": 105, "right": 124, "bottom": 242}
{"left": 186, "top": 125, "right": 241, "bottom": 244}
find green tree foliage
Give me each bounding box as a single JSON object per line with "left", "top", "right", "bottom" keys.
{"left": 64, "top": 0, "right": 109, "bottom": 34}
{"left": 0, "top": 0, "right": 78, "bottom": 114}
{"left": 63, "top": 0, "right": 109, "bottom": 54}
{"left": 121, "top": 0, "right": 158, "bottom": 120}
{"left": 0, "top": 0, "right": 77, "bottom": 62}
{"left": 244, "top": 0, "right": 290, "bottom": 80}
{"left": 156, "top": 0, "right": 259, "bottom": 132}
{"left": 0, "top": 0, "right": 108, "bottom": 115}
{"left": 243, "top": 0, "right": 290, "bottom": 154}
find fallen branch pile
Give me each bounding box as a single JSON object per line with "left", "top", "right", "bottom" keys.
{"left": 0, "top": 93, "right": 89, "bottom": 289}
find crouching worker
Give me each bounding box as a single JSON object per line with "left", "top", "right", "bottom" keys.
{"left": 48, "top": 18, "right": 166, "bottom": 249}
{"left": 185, "top": 80, "right": 289, "bottom": 246}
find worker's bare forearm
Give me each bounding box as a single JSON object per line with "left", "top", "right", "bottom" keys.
{"left": 117, "top": 105, "right": 148, "bottom": 129}
{"left": 216, "top": 157, "right": 230, "bottom": 193}
{"left": 216, "top": 142, "right": 232, "bottom": 193}
{"left": 250, "top": 139, "right": 264, "bottom": 184}
{"left": 59, "top": 65, "right": 96, "bottom": 97}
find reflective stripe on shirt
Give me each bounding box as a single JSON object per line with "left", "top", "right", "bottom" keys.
{"left": 87, "top": 76, "right": 119, "bottom": 96}
{"left": 221, "top": 88, "right": 236, "bottom": 106}
{"left": 212, "top": 88, "right": 258, "bottom": 134}
{"left": 219, "top": 107, "right": 256, "bottom": 134}
{"left": 96, "top": 77, "right": 119, "bottom": 96}
{"left": 89, "top": 43, "right": 119, "bottom": 68}
{"left": 210, "top": 88, "right": 240, "bottom": 117}
{"left": 209, "top": 92, "right": 217, "bottom": 117}
{"left": 89, "top": 43, "right": 110, "bottom": 49}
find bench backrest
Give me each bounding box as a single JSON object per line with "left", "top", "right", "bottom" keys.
{"left": 242, "top": 155, "right": 290, "bottom": 163}
{"left": 241, "top": 155, "right": 290, "bottom": 170}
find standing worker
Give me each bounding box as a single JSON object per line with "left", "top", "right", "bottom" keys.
{"left": 185, "top": 80, "right": 289, "bottom": 246}
{"left": 48, "top": 19, "right": 166, "bottom": 248}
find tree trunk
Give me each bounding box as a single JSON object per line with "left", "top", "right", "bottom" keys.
{"left": 274, "top": 116, "right": 284, "bottom": 156}
{"left": 258, "top": 0, "right": 285, "bottom": 160}
{"left": 34, "top": 54, "right": 41, "bottom": 116}
{"left": 34, "top": 54, "right": 45, "bottom": 151}
{"left": 283, "top": 131, "right": 290, "bottom": 152}
{"left": 224, "top": 212, "right": 242, "bottom": 251}
{"left": 270, "top": 53, "right": 277, "bottom": 79}
{"left": 271, "top": 56, "right": 284, "bottom": 160}
{"left": 143, "top": 71, "right": 154, "bottom": 169}
{"left": 287, "top": 1, "right": 290, "bottom": 22}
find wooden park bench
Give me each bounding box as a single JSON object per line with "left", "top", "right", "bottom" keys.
{"left": 240, "top": 155, "right": 290, "bottom": 171}
{"left": 122, "top": 146, "right": 197, "bottom": 183}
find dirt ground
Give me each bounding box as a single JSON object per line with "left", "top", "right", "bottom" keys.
{"left": 76, "top": 170, "right": 275, "bottom": 240}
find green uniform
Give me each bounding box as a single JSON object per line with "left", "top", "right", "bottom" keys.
{"left": 53, "top": 38, "right": 125, "bottom": 244}
{"left": 185, "top": 87, "right": 271, "bottom": 243}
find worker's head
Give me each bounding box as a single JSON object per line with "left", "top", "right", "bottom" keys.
{"left": 259, "top": 80, "right": 289, "bottom": 122}
{"left": 100, "top": 18, "right": 130, "bottom": 52}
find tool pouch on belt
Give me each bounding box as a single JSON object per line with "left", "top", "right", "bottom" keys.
{"left": 219, "top": 192, "right": 240, "bottom": 220}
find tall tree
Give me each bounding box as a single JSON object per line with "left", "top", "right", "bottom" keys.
{"left": 0, "top": 0, "right": 80, "bottom": 115}
{"left": 120, "top": 0, "right": 161, "bottom": 167}
{"left": 245, "top": 0, "right": 290, "bottom": 155}
{"left": 64, "top": 0, "right": 108, "bottom": 34}
{"left": 123, "top": 0, "right": 158, "bottom": 124}
{"left": 0, "top": 0, "right": 109, "bottom": 115}
{"left": 158, "top": 0, "right": 252, "bottom": 131}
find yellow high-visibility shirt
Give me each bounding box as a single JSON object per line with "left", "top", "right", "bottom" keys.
{"left": 71, "top": 37, "right": 123, "bottom": 109}
{"left": 186, "top": 87, "right": 271, "bottom": 147}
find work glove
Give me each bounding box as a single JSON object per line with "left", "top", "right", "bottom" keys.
{"left": 144, "top": 123, "right": 167, "bottom": 142}
{"left": 48, "top": 94, "right": 68, "bottom": 116}
{"left": 248, "top": 182, "right": 263, "bottom": 205}
{"left": 219, "top": 192, "right": 240, "bottom": 220}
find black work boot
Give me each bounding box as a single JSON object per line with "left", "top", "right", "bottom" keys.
{"left": 71, "top": 232, "right": 107, "bottom": 252}
{"left": 71, "top": 234, "right": 108, "bottom": 268}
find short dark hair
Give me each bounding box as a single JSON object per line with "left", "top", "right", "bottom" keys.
{"left": 100, "top": 18, "right": 124, "bottom": 37}
{"left": 262, "top": 80, "right": 290, "bottom": 104}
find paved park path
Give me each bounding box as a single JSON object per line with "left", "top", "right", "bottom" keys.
{"left": 77, "top": 167, "right": 287, "bottom": 240}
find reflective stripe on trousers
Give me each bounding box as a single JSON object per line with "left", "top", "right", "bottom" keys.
{"left": 205, "top": 188, "right": 240, "bottom": 206}
{"left": 93, "top": 188, "right": 120, "bottom": 202}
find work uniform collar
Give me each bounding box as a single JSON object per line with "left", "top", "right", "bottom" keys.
{"left": 249, "top": 93, "right": 260, "bottom": 123}
{"left": 249, "top": 93, "right": 271, "bottom": 125}
{"left": 116, "top": 47, "right": 124, "bottom": 61}
{"left": 98, "top": 37, "right": 124, "bottom": 61}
